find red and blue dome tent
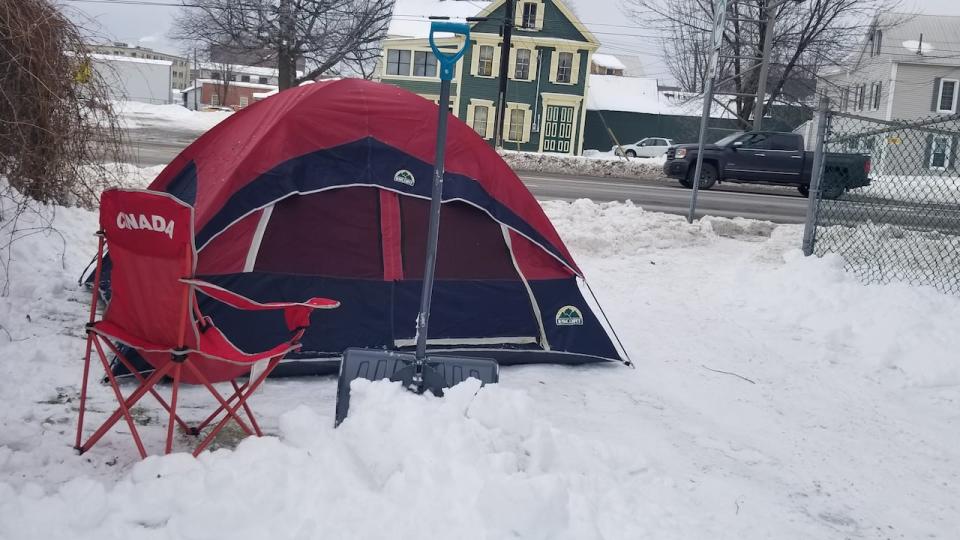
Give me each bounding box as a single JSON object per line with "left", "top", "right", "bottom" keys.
{"left": 91, "top": 79, "right": 629, "bottom": 375}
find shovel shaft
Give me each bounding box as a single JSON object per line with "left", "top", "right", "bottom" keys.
{"left": 415, "top": 79, "right": 452, "bottom": 361}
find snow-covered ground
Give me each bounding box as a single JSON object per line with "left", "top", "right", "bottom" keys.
{"left": 0, "top": 177, "right": 958, "bottom": 538}
{"left": 113, "top": 100, "right": 233, "bottom": 131}
{"left": 501, "top": 150, "right": 665, "bottom": 178}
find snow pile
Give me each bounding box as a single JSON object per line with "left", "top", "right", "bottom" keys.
{"left": 0, "top": 194, "right": 958, "bottom": 538}
{"left": 501, "top": 150, "right": 663, "bottom": 178}
{"left": 591, "top": 53, "right": 626, "bottom": 71}
{"left": 852, "top": 173, "right": 960, "bottom": 204}
{"left": 114, "top": 100, "right": 232, "bottom": 131}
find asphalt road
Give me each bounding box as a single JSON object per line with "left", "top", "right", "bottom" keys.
{"left": 123, "top": 128, "right": 809, "bottom": 224}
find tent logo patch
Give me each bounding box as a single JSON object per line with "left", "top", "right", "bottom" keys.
{"left": 555, "top": 305, "right": 583, "bottom": 326}
{"left": 116, "top": 213, "right": 175, "bottom": 239}
{"left": 394, "top": 170, "right": 415, "bottom": 186}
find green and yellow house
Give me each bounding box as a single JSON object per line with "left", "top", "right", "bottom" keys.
{"left": 379, "top": 0, "right": 599, "bottom": 155}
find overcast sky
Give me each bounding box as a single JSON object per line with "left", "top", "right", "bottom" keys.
{"left": 61, "top": 0, "right": 960, "bottom": 82}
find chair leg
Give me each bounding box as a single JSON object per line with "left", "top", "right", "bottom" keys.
{"left": 183, "top": 362, "right": 255, "bottom": 436}
{"left": 90, "top": 337, "right": 147, "bottom": 459}
{"left": 75, "top": 334, "right": 95, "bottom": 451}
{"left": 165, "top": 363, "right": 182, "bottom": 455}
{"left": 192, "top": 358, "right": 280, "bottom": 457}
{"left": 100, "top": 338, "right": 191, "bottom": 433}
{"left": 79, "top": 345, "right": 173, "bottom": 456}
{"left": 232, "top": 379, "right": 262, "bottom": 437}
{"left": 195, "top": 382, "right": 246, "bottom": 433}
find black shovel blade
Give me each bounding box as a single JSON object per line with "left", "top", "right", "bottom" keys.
{"left": 334, "top": 348, "right": 499, "bottom": 426}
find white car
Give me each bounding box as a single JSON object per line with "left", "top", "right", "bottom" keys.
{"left": 613, "top": 137, "right": 674, "bottom": 158}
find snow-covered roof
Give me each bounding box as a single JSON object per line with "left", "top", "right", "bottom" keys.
{"left": 89, "top": 53, "right": 172, "bottom": 66}
{"left": 587, "top": 76, "right": 671, "bottom": 114}
{"left": 187, "top": 78, "right": 278, "bottom": 90}
{"left": 388, "top": 0, "right": 490, "bottom": 38}
{"left": 197, "top": 62, "right": 303, "bottom": 78}
{"left": 591, "top": 53, "right": 625, "bottom": 71}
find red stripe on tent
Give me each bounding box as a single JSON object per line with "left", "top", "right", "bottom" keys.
{"left": 509, "top": 230, "right": 574, "bottom": 280}
{"left": 196, "top": 210, "right": 262, "bottom": 275}
{"left": 379, "top": 190, "right": 403, "bottom": 281}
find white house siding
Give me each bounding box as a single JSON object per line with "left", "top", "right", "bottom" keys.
{"left": 890, "top": 63, "right": 960, "bottom": 120}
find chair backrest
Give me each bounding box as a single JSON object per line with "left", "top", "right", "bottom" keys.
{"left": 100, "top": 189, "right": 198, "bottom": 349}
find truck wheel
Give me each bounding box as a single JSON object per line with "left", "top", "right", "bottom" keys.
{"left": 798, "top": 185, "right": 809, "bottom": 197}
{"left": 625, "top": 149, "right": 637, "bottom": 158}
{"left": 822, "top": 184, "right": 844, "bottom": 200}
{"left": 685, "top": 163, "right": 717, "bottom": 190}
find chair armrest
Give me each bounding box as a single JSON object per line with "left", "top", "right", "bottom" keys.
{"left": 182, "top": 278, "right": 339, "bottom": 332}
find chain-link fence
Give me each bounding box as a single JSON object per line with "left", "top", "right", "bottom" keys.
{"left": 803, "top": 108, "right": 960, "bottom": 294}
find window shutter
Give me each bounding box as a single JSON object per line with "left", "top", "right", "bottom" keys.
{"left": 570, "top": 52, "right": 581, "bottom": 85}
{"left": 522, "top": 108, "right": 532, "bottom": 143}
{"left": 486, "top": 107, "right": 495, "bottom": 139}
{"left": 529, "top": 49, "right": 539, "bottom": 81}
{"left": 548, "top": 49, "right": 558, "bottom": 83}
{"left": 925, "top": 133, "right": 933, "bottom": 168}
{"left": 508, "top": 47, "right": 517, "bottom": 79}
{"left": 470, "top": 42, "right": 478, "bottom": 76}
{"left": 932, "top": 77, "right": 942, "bottom": 111}
{"left": 466, "top": 103, "right": 476, "bottom": 132}
{"left": 491, "top": 45, "right": 502, "bottom": 77}
{"left": 514, "top": 2, "right": 524, "bottom": 26}
{"left": 535, "top": 2, "right": 545, "bottom": 30}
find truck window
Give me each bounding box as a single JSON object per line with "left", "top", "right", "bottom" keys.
{"left": 738, "top": 133, "right": 769, "bottom": 149}
{"left": 769, "top": 134, "right": 799, "bottom": 151}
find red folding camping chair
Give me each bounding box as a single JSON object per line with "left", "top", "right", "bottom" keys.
{"left": 76, "top": 188, "right": 339, "bottom": 458}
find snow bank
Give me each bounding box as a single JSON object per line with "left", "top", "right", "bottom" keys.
{"left": 500, "top": 150, "right": 664, "bottom": 178}
{"left": 113, "top": 100, "right": 232, "bottom": 131}
{"left": 0, "top": 195, "right": 958, "bottom": 538}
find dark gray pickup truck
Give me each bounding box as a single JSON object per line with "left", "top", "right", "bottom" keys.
{"left": 662, "top": 131, "right": 871, "bottom": 198}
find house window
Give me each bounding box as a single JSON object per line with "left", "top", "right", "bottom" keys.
{"left": 936, "top": 79, "right": 958, "bottom": 113}
{"left": 259, "top": 76, "right": 268, "bottom": 84}
{"left": 413, "top": 51, "right": 437, "bottom": 77}
{"left": 855, "top": 84, "right": 865, "bottom": 110}
{"left": 507, "top": 108, "right": 525, "bottom": 141}
{"left": 929, "top": 136, "right": 951, "bottom": 169}
{"left": 521, "top": 2, "right": 538, "bottom": 29}
{"left": 239, "top": 96, "right": 249, "bottom": 108}
{"left": 840, "top": 87, "right": 850, "bottom": 112}
{"left": 472, "top": 105, "right": 489, "bottom": 137}
{"left": 241, "top": 75, "right": 250, "bottom": 83}
{"left": 514, "top": 48, "right": 531, "bottom": 79}
{"left": 478, "top": 45, "right": 494, "bottom": 77}
{"left": 211, "top": 71, "right": 221, "bottom": 80}
{"left": 870, "top": 82, "right": 882, "bottom": 110}
{"left": 387, "top": 49, "right": 411, "bottom": 76}
{"left": 871, "top": 30, "right": 883, "bottom": 56}
{"left": 210, "top": 92, "right": 219, "bottom": 106}
{"left": 556, "top": 52, "right": 573, "bottom": 83}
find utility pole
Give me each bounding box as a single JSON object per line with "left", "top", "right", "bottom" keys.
{"left": 687, "top": 0, "right": 728, "bottom": 224}
{"left": 492, "top": 0, "right": 515, "bottom": 149}
{"left": 193, "top": 47, "right": 198, "bottom": 110}
{"left": 752, "top": 0, "right": 777, "bottom": 131}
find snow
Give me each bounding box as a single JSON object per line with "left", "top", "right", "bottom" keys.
{"left": 500, "top": 149, "right": 664, "bottom": 178}
{"left": 587, "top": 75, "right": 668, "bottom": 114}
{"left": 591, "top": 53, "right": 626, "bottom": 71}
{"left": 88, "top": 53, "right": 172, "bottom": 66}
{"left": 901, "top": 40, "right": 935, "bottom": 55}
{"left": 1, "top": 178, "right": 959, "bottom": 538}
{"left": 113, "top": 100, "right": 233, "bottom": 131}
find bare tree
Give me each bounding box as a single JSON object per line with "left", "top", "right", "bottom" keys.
{"left": 211, "top": 60, "right": 234, "bottom": 108}
{"left": 624, "top": 0, "right": 902, "bottom": 128}
{"left": 170, "top": 0, "right": 394, "bottom": 90}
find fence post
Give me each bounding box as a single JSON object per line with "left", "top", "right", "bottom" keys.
{"left": 802, "top": 97, "right": 830, "bottom": 256}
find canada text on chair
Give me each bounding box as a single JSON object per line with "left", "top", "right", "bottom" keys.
{"left": 76, "top": 188, "right": 339, "bottom": 458}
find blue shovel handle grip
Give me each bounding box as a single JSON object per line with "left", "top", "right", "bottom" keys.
{"left": 429, "top": 21, "right": 470, "bottom": 81}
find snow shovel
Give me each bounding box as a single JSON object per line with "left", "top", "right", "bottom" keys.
{"left": 334, "top": 22, "right": 499, "bottom": 426}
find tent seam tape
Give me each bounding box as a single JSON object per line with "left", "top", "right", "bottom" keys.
{"left": 501, "top": 224, "right": 551, "bottom": 351}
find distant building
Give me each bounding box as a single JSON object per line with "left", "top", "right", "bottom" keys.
{"left": 90, "top": 53, "right": 173, "bottom": 104}
{"left": 590, "top": 54, "right": 625, "bottom": 76}
{"left": 181, "top": 79, "right": 277, "bottom": 110}
{"left": 189, "top": 63, "right": 301, "bottom": 87}
{"left": 208, "top": 44, "right": 306, "bottom": 72}
{"left": 88, "top": 42, "right": 190, "bottom": 90}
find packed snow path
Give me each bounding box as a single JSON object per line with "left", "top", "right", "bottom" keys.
{"left": 0, "top": 196, "right": 957, "bottom": 539}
